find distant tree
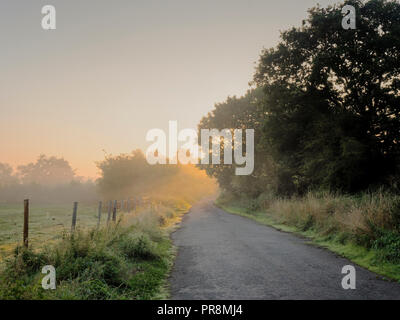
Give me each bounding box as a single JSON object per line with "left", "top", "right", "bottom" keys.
{"left": 0, "top": 163, "right": 18, "bottom": 187}
{"left": 254, "top": 0, "right": 400, "bottom": 193}
{"left": 17, "top": 154, "right": 76, "bottom": 185}
{"left": 96, "top": 149, "right": 179, "bottom": 199}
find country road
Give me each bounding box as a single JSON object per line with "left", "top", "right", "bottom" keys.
{"left": 170, "top": 198, "right": 400, "bottom": 300}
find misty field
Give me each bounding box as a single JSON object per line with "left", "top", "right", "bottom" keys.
{"left": 0, "top": 200, "right": 192, "bottom": 300}
{"left": 0, "top": 203, "right": 103, "bottom": 257}
{"left": 0, "top": 153, "right": 218, "bottom": 299}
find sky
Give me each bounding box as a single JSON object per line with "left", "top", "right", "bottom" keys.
{"left": 0, "top": 0, "right": 336, "bottom": 178}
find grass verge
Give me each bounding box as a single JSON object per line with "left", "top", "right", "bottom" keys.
{"left": 0, "top": 200, "right": 190, "bottom": 300}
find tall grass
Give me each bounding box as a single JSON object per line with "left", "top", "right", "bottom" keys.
{"left": 0, "top": 199, "right": 190, "bottom": 300}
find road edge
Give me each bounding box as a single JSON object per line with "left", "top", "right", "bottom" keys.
{"left": 215, "top": 201, "right": 400, "bottom": 283}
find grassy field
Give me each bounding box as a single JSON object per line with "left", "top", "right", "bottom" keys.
{"left": 0, "top": 203, "right": 103, "bottom": 258}
{"left": 216, "top": 191, "right": 400, "bottom": 282}
{"left": 0, "top": 199, "right": 190, "bottom": 300}
{"left": 0, "top": 201, "right": 173, "bottom": 257}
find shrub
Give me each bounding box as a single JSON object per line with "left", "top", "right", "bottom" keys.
{"left": 119, "top": 233, "right": 157, "bottom": 260}
{"left": 373, "top": 231, "right": 400, "bottom": 263}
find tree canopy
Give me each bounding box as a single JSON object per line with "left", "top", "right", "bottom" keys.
{"left": 17, "top": 154, "right": 76, "bottom": 186}
{"left": 199, "top": 0, "right": 400, "bottom": 196}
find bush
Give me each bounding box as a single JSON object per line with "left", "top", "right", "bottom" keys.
{"left": 390, "top": 199, "right": 400, "bottom": 232}
{"left": 119, "top": 233, "right": 157, "bottom": 260}
{"left": 9, "top": 246, "right": 49, "bottom": 277}
{"left": 373, "top": 231, "right": 400, "bottom": 263}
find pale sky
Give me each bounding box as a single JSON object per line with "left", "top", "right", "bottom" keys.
{"left": 0, "top": 0, "right": 336, "bottom": 178}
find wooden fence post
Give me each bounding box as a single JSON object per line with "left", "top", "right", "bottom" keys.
{"left": 121, "top": 200, "right": 124, "bottom": 212}
{"left": 97, "top": 201, "right": 102, "bottom": 227}
{"left": 107, "top": 200, "right": 112, "bottom": 223}
{"left": 112, "top": 200, "right": 117, "bottom": 222}
{"left": 71, "top": 202, "right": 78, "bottom": 232}
{"left": 23, "top": 199, "right": 29, "bottom": 248}
{"left": 127, "top": 199, "right": 131, "bottom": 213}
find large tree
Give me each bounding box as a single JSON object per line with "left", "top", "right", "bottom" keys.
{"left": 254, "top": 0, "right": 400, "bottom": 193}
{"left": 96, "top": 149, "right": 179, "bottom": 199}
{"left": 198, "top": 88, "right": 281, "bottom": 197}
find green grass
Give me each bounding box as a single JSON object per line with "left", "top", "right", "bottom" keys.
{"left": 0, "top": 200, "right": 190, "bottom": 300}
{"left": 0, "top": 203, "right": 103, "bottom": 257}
{"left": 216, "top": 200, "right": 400, "bottom": 282}
{"left": 0, "top": 202, "right": 177, "bottom": 258}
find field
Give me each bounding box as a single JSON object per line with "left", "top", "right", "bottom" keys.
{"left": 0, "top": 203, "right": 99, "bottom": 256}
{"left": 0, "top": 199, "right": 191, "bottom": 300}
{"left": 0, "top": 201, "right": 158, "bottom": 259}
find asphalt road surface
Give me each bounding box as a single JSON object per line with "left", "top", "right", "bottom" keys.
{"left": 170, "top": 198, "right": 400, "bottom": 300}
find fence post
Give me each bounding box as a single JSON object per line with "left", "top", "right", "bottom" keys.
{"left": 127, "top": 199, "right": 131, "bottom": 213}
{"left": 107, "top": 200, "right": 112, "bottom": 223}
{"left": 97, "top": 201, "right": 102, "bottom": 227}
{"left": 23, "top": 199, "right": 29, "bottom": 248}
{"left": 112, "top": 200, "right": 117, "bottom": 222}
{"left": 121, "top": 200, "right": 124, "bottom": 212}
{"left": 71, "top": 202, "right": 78, "bottom": 232}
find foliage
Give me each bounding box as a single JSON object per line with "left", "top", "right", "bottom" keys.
{"left": 96, "top": 150, "right": 217, "bottom": 201}
{"left": 17, "top": 155, "right": 76, "bottom": 186}
{"left": 197, "top": 88, "right": 278, "bottom": 197}
{"left": 253, "top": 0, "right": 400, "bottom": 193}
{"left": 96, "top": 150, "right": 179, "bottom": 199}
{"left": 0, "top": 163, "right": 18, "bottom": 187}
{"left": 0, "top": 155, "right": 96, "bottom": 204}
{"left": 199, "top": 0, "right": 400, "bottom": 196}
